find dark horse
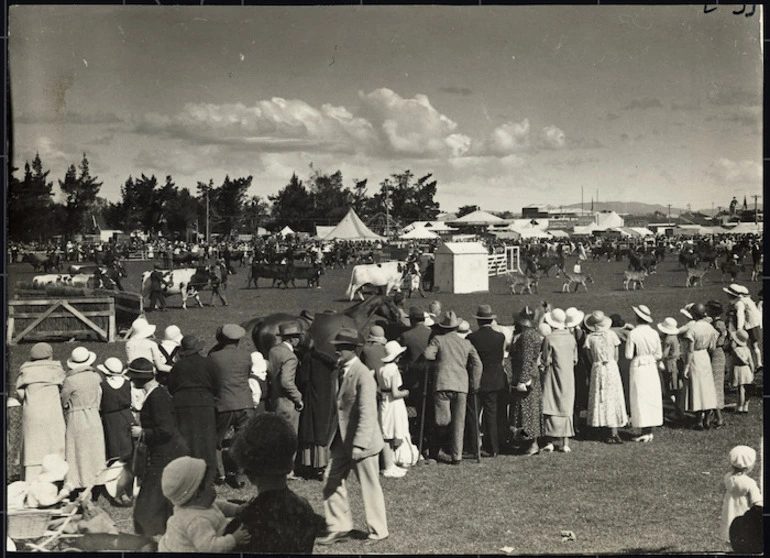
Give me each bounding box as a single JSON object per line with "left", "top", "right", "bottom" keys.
{"left": 241, "top": 295, "right": 404, "bottom": 358}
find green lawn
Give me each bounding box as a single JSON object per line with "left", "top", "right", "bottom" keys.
{"left": 6, "top": 255, "right": 763, "bottom": 553}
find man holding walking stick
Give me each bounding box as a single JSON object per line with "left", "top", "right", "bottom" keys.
{"left": 423, "top": 311, "right": 483, "bottom": 465}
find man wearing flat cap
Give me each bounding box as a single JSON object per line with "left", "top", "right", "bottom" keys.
{"left": 423, "top": 311, "right": 483, "bottom": 464}
{"left": 209, "top": 323, "right": 254, "bottom": 488}
{"left": 267, "top": 323, "right": 304, "bottom": 443}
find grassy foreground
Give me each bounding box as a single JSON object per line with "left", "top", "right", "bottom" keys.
{"left": 6, "top": 256, "right": 764, "bottom": 554}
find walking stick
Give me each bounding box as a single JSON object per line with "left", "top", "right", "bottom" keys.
{"left": 471, "top": 390, "right": 481, "bottom": 463}
{"left": 417, "top": 362, "right": 430, "bottom": 461}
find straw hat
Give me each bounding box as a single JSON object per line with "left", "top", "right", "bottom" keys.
{"left": 544, "top": 308, "right": 567, "bottom": 329}
{"left": 129, "top": 317, "right": 156, "bottom": 340}
{"left": 457, "top": 320, "right": 471, "bottom": 337}
{"left": 438, "top": 310, "right": 461, "bottom": 329}
{"left": 37, "top": 454, "right": 69, "bottom": 483}
{"left": 680, "top": 303, "right": 694, "bottom": 320}
{"left": 97, "top": 459, "right": 131, "bottom": 499}
{"left": 97, "top": 357, "right": 125, "bottom": 376}
{"left": 734, "top": 329, "right": 749, "bottom": 346}
{"left": 723, "top": 283, "right": 749, "bottom": 298}
{"left": 29, "top": 342, "right": 53, "bottom": 361}
{"left": 584, "top": 310, "right": 612, "bottom": 332}
{"left": 657, "top": 317, "right": 679, "bottom": 336}
{"left": 67, "top": 347, "right": 97, "bottom": 369}
{"left": 251, "top": 351, "right": 267, "bottom": 375}
{"left": 631, "top": 305, "right": 653, "bottom": 323}
{"left": 728, "top": 445, "right": 756, "bottom": 470}
{"left": 163, "top": 325, "right": 183, "bottom": 344}
{"left": 565, "top": 307, "right": 585, "bottom": 329}
{"left": 537, "top": 323, "right": 552, "bottom": 338}
{"left": 381, "top": 340, "right": 407, "bottom": 363}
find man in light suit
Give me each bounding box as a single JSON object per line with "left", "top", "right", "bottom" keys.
{"left": 317, "top": 327, "right": 388, "bottom": 546}
{"left": 267, "top": 322, "right": 304, "bottom": 431}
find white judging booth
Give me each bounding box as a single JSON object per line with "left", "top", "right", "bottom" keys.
{"left": 434, "top": 242, "right": 489, "bottom": 294}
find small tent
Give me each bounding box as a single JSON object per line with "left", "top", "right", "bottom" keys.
{"left": 322, "top": 209, "right": 385, "bottom": 242}
{"left": 400, "top": 227, "right": 439, "bottom": 240}
{"left": 279, "top": 225, "right": 296, "bottom": 236}
{"left": 315, "top": 226, "right": 335, "bottom": 240}
{"left": 448, "top": 210, "right": 504, "bottom": 226}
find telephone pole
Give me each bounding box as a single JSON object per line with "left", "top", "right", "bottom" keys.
{"left": 667, "top": 204, "right": 671, "bottom": 222}
{"left": 752, "top": 194, "right": 760, "bottom": 225}
{"left": 205, "top": 187, "right": 210, "bottom": 243}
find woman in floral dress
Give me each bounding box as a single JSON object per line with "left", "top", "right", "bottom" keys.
{"left": 510, "top": 307, "right": 544, "bottom": 456}
{"left": 706, "top": 301, "right": 727, "bottom": 428}
{"left": 584, "top": 311, "right": 628, "bottom": 444}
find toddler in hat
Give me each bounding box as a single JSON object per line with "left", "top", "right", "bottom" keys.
{"left": 720, "top": 445, "right": 763, "bottom": 545}
{"left": 225, "top": 413, "right": 325, "bottom": 553}
{"left": 158, "top": 456, "right": 251, "bottom": 552}
{"left": 730, "top": 330, "right": 755, "bottom": 414}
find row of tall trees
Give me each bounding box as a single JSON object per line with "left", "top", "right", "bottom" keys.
{"left": 8, "top": 153, "right": 441, "bottom": 241}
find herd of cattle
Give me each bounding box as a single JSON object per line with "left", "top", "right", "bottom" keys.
{"left": 18, "top": 237, "right": 763, "bottom": 309}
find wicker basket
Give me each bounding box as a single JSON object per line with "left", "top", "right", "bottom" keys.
{"left": 7, "top": 509, "right": 56, "bottom": 539}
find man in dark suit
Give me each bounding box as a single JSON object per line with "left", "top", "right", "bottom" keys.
{"left": 148, "top": 264, "right": 171, "bottom": 312}
{"left": 209, "top": 323, "right": 254, "bottom": 488}
{"left": 317, "top": 328, "right": 388, "bottom": 546}
{"left": 166, "top": 335, "right": 220, "bottom": 484}
{"left": 398, "top": 306, "right": 434, "bottom": 451}
{"left": 467, "top": 305, "right": 507, "bottom": 457}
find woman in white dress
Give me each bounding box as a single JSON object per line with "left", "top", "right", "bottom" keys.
{"left": 625, "top": 305, "right": 663, "bottom": 443}
{"left": 376, "top": 341, "right": 411, "bottom": 478}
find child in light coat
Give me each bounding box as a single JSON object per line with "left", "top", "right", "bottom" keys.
{"left": 720, "top": 445, "right": 762, "bottom": 545}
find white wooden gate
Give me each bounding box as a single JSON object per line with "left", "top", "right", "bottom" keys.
{"left": 488, "top": 246, "right": 521, "bottom": 276}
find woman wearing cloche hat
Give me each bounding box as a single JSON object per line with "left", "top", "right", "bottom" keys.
{"left": 15, "top": 342, "right": 67, "bottom": 481}
{"left": 97, "top": 357, "right": 135, "bottom": 464}
{"left": 625, "top": 305, "right": 663, "bottom": 443}
{"left": 61, "top": 347, "right": 107, "bottom": 491}
{"left": 584, "top": 311, "right": 628, "bottom": 444}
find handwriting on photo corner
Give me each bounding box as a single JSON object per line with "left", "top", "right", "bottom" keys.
{"left": 704, "top": 2, "right": 756, "bottom": 16}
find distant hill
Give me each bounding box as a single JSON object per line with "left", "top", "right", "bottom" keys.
{"left": 562, "top": 201, "right": 687, "bottom": 216}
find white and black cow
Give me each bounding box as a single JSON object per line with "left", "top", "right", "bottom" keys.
{"left": 32, "top": 273, "right": 98, "bottom": 289}
{"left": 345, "top": 261, "right": 406, "bottom": 301}
{"left": 141, "top": 267, "right": 211, "bottom": 310}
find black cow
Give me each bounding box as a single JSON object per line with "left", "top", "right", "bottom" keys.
{"left": 284, "top": 263, "right": 324, "bottom": 288}
{"left": 247, "top": 262, "right": 291, "bottom": 288}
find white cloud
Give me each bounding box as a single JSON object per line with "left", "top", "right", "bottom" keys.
{"left": 707, "top": 158, "right": 761, "bottom": 184}
{"left": 479, "top": 119, "right": 530, "bottom": 156}
{"left": 540, "top": 125, "right": 566, "bottom": 149}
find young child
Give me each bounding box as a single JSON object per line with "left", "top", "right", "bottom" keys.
{"left": 720, "top": 445, "right": 762, "bottom": 545}
{"left": 377, "top": 341, "right": 412, "bottom": 477}
{"left": 656, "top": 317, "right": 681, "bottom": 402}
{"left": 226, "top": 413, "right": 325, "bottom": 553}
{"left": 158, "top": 457, "right": 251, "bottom": 552}
{"left": 731, "top": 330, "right": 755, "bottom": 414}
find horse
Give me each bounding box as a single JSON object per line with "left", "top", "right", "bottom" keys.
{"left": 242, "top": 295, "right": 403, "bottom": 358}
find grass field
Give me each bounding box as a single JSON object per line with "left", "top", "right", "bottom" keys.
{"left": 5, "top": 255, "right": 763, "bottom": 554}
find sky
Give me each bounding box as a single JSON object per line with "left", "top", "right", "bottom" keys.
{"left": 9, "top": 5, "right": 763, "bottom": 214}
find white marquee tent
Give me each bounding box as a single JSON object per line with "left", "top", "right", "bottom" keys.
{"left": 279, "top": 225, "right": 296, "bottom": 236}
{"left": 322, "top": 209, "right": 385, "bottom": 242}
{"left": 399, "top": 227, "right": 439, "bottom": 240}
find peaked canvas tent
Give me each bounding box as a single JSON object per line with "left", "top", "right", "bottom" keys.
{"left": 315, "top": 226, "right": 335, "bottom": 240}
{"left": 279, "top": 225, "right": 296, "bottom": 236}
{"left": 400, "top": 227, "right": 439, "bottom": 240}
{"left": 448, "top": 209, "right": 505, "bottom": 226}
{"left": 322, "top": 209, "right": 385, "bottom": 242}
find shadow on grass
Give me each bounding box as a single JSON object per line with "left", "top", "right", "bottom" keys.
{"left": 620, "top": 545, "right": 676, "bottom": 554}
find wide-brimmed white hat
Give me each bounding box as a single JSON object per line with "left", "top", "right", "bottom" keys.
{"left": 97, "top": 459, "right": 132, "bottom": 498}
{"left": 37, "top": 454, "right": 69, "bottom": 483}
{"left": 631, "top": 305, "right": 653, "bottom": 323}
{"left": 680, "top": 303, "right": 694, "bottom": 320}
{"left": 723, "top": 283, "right": 749, "bottom": 297}
{"left": 657, "top": 317, "right": 679, "bottom": 336}
{"left": 129, "top": 317, "right": 156, "bottom": 340}
{"left": 544, "top": 308, "right": 567, "bottom": 329}
{"left": 67, "top": 347, "right": 97, "bottom": 369}
{"left": 163, "top": 325, "right": 183, "bottom": 344}
{"left": 423, "top": 313, "right": 435, "bottom": 327}
{"left": 97, "top": 357, "right": 125, "bottom": 376}
{"left": 565, "top": 307, "right": 585, "bottom": 329}
{"left": 734, "top": 329, "right": 749, "bottom": 346}
{"left": 584, "top": 310, "right": 612, "bottom": 332}
{"left": 381, "top": 340, "right": 407, "bottom": 363}
{"left": 251, "top": 351, "right": 267, "bottom": 375}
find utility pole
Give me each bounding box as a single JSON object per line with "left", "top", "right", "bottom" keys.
{"left": 385, "top": 182, "right": 390, "bottom": 238}
{"left": 205, "top": 186, "right": 210, "bottom": 243}
{"left": 752, "top": 194, "right": 760, "bottom": 224}
{"left": 667, "top": 204, "right": 671, "bottom": 222}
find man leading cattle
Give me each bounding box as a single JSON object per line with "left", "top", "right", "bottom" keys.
{"left": 148, "top": 263, "right": 172, "bottom": 312}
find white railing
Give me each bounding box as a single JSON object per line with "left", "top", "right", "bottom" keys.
{"left": 488, "top": 246, "right": 521, "bottom": 276}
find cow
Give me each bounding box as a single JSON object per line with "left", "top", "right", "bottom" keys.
{"left": 141, "top": 267, "right": 211, "bottom": 309}
{"left": 284, "top": 263, "right": 324, "bottom": 288}
{"left": 32, "top": 273, "right": 98, "bottom": 289}
{"left": 561, "top": 271, "right": 594, "bottom": 293}
{"left": 68, "top": 264, "right": 108, "bottom": 274}
{"left": 685, "top": 266, "right": 707, "bottom": 288}
{"left": 534, "top": 255, "right": 565, "bottom": 277}
{"left": 506, "top": 271, "right": 539, "bottom": 295}
{"left": 247, "top": 263, "right": 291, "bottom": 289}
{"left": 623, "top": 270, "right": 648, "bottom": 291}
{"left": 345, "top": 261, "right": 406, "bottom": 301}
{"left": 720, "top": 260, "right": 745, "bottom": 283}
{"left": 23, "top": 251, "right": 62, "bottom": 273}
{"left": 679, "top": 250, "right": 699, "bottom": 270}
